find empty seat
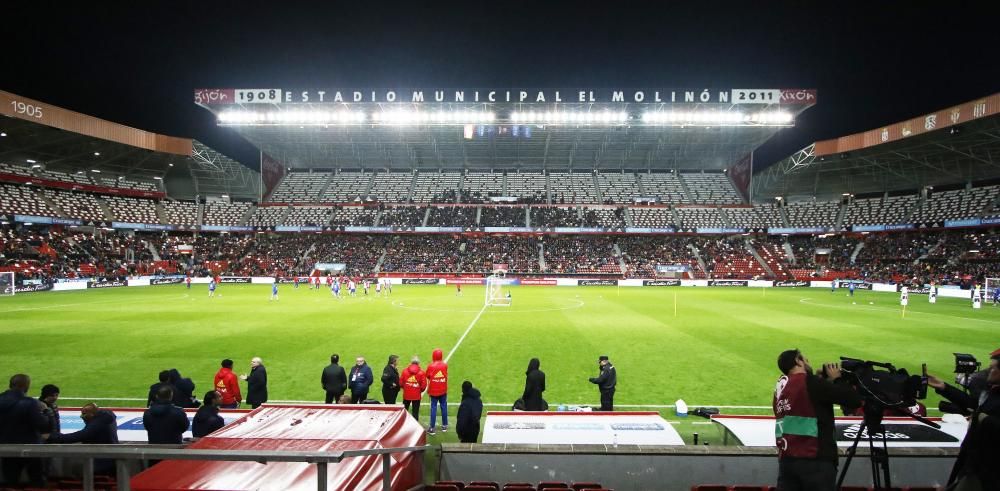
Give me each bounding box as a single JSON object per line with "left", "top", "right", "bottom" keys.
{"left": 426, "top": 485, "right": 462, "bottom": 491}
{"left": 570, "top": 483, "right": 603, "bottom": 491}
{"left": 467, "top": 481, "right": 499, "bottom": 490}
{"left": 690, "top": 486, "right": 727, "bottom": 491}
{"left": 433, "top": 482, "right": 465, "bottom": 489}
{"left": 538, "top": 483, "right": 569, "bottom": 490}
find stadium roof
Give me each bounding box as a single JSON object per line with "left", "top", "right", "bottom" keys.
{"left": 196, "top": 87, "right": 816, "bottom": 172}
{"left": 754, "top": 92, "right": 1000, "bottom": 201}
{"left": 1, "top": 90, "right": 260, "bottom": 200}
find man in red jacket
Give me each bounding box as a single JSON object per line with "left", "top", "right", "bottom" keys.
{"left": 400, "top": 356, "right": 427, "bottom": 421}
{"left": 214, "top": 359, "right": 242, "bottom": 408}
{"left": 426, "top": 348, "right": 449, "bottom": 434}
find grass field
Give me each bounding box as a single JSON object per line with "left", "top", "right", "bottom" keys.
{"left": 1, "top": 283, "right": 997, "bottom": 446}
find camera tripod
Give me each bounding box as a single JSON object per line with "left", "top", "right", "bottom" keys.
{"left": 836, "top": 402, "right": 940, "bottom": 491}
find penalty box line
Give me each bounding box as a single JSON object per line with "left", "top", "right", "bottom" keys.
{"left": 444, "top": 304, "right": 488, "bottom": 364}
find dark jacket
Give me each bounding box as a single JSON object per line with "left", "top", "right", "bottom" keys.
{"left": 522, "top": 359, "right": 546, "bottom": 411}
{"left": 381, "top": 364, "right": 400, "bottom": 391}
{"left": 322, "top": 363, "right": 347, "bottom": 394}
{"left": 456, "top": 386, "right": 483, "bottom": 443}
{"left": 590, "top": 363, "right": 617, "bottom": 391}
{"left": 937, "top": 383, "right": 1000, "bottom": 488}
{"left": 143, "top": 400, "right": 190, "bottom": 444}
{"left": 804, "top": 374, "right": 862, "bottom": 462}
{"left": 349, "top": 363, "right": 374, "bottom": 393}
{"left": 147, "top": 382, "right": 175, "bottom": 408}
{"left": 169, "top": 369, "right": 198, "bottom": 408}
{"left": 192, "top": 405, "right": 225, "bottom": 438}
{"left": 49, "top": 409, "right": 119, "bottom": 445}
{"left": 246, "top": 365, "right": 268, "bottom": 406}
{"left": 40, "top": 398, "right": 60, "bottom": 435}
{"left": 0, "top": 388, "right": 49, "bottom": 444}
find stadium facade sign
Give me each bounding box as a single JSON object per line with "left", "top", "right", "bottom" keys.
{"left": 768, "top": 226, "right": 831, "bottom": 235}
{"left": 624, "top": 227, "right": 676, "bottom": 234}
{"left": 14, "top": 214, "right": 82, "bottom": 226}
{"left": 219, "top": 277, "right": 252, "bottom": 284}
{"left": 836, "top": 280, "right": 872, "bottom": 290}
{"left": 446, "top": 278, "right": 489, "bottom": 285}
{"left": 709, "top": 279, "right": 750, "bottom": 287}
{"left": 14, "top": 283, "right": 54, "bottom": 293}
{"left": 520, "top": 279, "right": 557, "bottom": 286}
{"left": 578, "top": 279, "right": 618, "bottom": 286}
{"left": 200, "top": 225, "right": 254, "bottom": 232}
{"left": 401, "top": 278, "right": 441, "bottom": 285}
{"left": 87, "top": 280, "right": 127, "bottom": 289}
{"left": 196, "top": 88, "right": 816, "bottom": 105}
{"left": 112, "top": 222, "right": 176, "bottom": 231}
{"left": 774, "top": 280, "right": 809, "bottom": 287}
{"left": 696, "top": 227, "right": 745, "bottom": 234}
{"left": 643, "top": 279, "right": 681, "bottom": 286}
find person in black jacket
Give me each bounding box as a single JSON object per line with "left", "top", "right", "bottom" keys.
{"left": 192, "top": 390, "right": 225, "bottom": 438}
{"left": 522, "top": 358, "right": 546, "bottom": 411}
{"left": 143, "top": 386, "right": 190, "bottom": 445}
{"left": 381, "top": 355, "right": 401, "bottom": 404}
{"left": 0, "top": 374, "right": 49, "bottom": 486}
{"left": 168, "top": 369, "right": 198, "bottom": 408}
{"left": 456, "top": 381, "right": 483, "bottom": 443}
{"left": 928, "top": 348, "right": 1000, "bottom": 490}
{"left": 38, "top": 384, "right": 60, "bottom": 436}
{"left": 48, "top": 403, "right": 119, "bottom": 475}
{"left": 349, "top": 356, "right": 374, "bottom": 403}
{"left": 241, "top": 357, "right": 268, "bottom": 409}
{"left": 589, "top": 355, "right": 617, "bottom": 411}
{"left": 322, "top": 354, "right": 347, "bottom": 404}
{"left": 147, "top": 370, "right": 174, "bottom": 407}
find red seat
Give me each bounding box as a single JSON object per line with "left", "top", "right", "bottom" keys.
{"left": 503, "top": 484, "right": 537, "bottom": 491}
{"left": 467, "top": 487, "right": 500, "bottom": 491}
{"left": 902, "top": 487, "right": 941, "bottom": 491}
{"left": 468, "top": 481, "right": 500, "bottom": 490}
{"left": 691, "top": 486, "right": 727, "bottom": 491}
{"left": 571, "top": 483, "right": 604, "bottom": 490}
{"left": 435, "top": 482, "right": 465, "bottom": 489}
{"left": 538, "top": 483, "right": 569, "bottom": 490}
{"left": 731, "top": 487, "right": 769, "bottom": 491}
{"left": 426, "top": 485, "right": 462, "bottom": 491}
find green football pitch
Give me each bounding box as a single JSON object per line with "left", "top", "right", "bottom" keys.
{"left": 1, "top": 283, "right": 996, "bottom": 444}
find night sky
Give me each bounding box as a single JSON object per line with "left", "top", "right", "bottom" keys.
{"left": 4, "top": 2, "right": 998, "bottom": 171}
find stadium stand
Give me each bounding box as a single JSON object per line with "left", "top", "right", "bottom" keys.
{"left": 331, "top": 205, "right": 378, "bottom": 226}
{"left": 0, "top": 183, "right": 59, "bottom": 217}
{"left": 629, "top": 207, "right": 675, "bottom": 228}
{"left": 542, "top": 236, "right": 621, "bottom": 274}
{"left": 284, "top": 206, "right": 335, "bottom": 226}
{"left": 637, "top": 172, "right": 688, "bottom": 204}
{"left": 268, "top": 171, "right": 329, "bottom": 202}
{"left": 428, "top": 206, "right": 478, "bottom": 227}
{"left": 596, "top": 172, "right": 640, "bottom": 204}
{"left": 43, "top": 189, "right": 107, "bottom": 222}
{"left": 505, "top": 172, "right": 547, "bottom": 204}
{"left": 160, "top": 200, "right": 199, "bottom": 226}
{"left": 532, "top": 206, "right": 580, "bottom": 227}
{"left": 548, "top": 172, "right": 600, "bottom": 204}
{"left": 911, "top": 186, "right": 1000, "bottom": 224}
{"left": 462, "top": 171, "right": 505, "bottom": 203}
{"left": 783, "top": 200, "right": 840, "bottom": 227}
{"left": 723, "top": 204, "right": 782, "bottom": 229}
{"left": 699, "top": 237, "right": 768, "bottom": 279}
{"left": 580, "top": 207, "right": 625, "bottom": 228}
{"left": 378, "top": 206, "right": 426, "bottom": 226}
{"left": 91, "top": 175, "right": 159, "bottom": 192}
{"left": 460, "top": 236, "right": 541, "bottom": 273}
{"left": 618, "top": 236, "right": 699, "bottom": 278}
{"left": 381, "top": 235, "right": 459, "bottom": 273}
{"left": 480, "top": 206, "right": 526, "bottom": 227}
{"left": 681, "top": 172, "right": 742, "bottom": 204}
{"left": 249, "top": 206, "right": 288, "bottom": 227}
{"left": 369, "top": 171, "right": 414, "bottom": 203}
{"left": 309, "top": 235, "right": 386, "bottom": 275}
{"left": 322, "top": 171, "right": 373, "bottom": 203}
{"left": 676, "top": 208, "right": 726, "bottom": 229}
{"left": 844, "top": 194, "right": 919, "bottom": 226}
{"left": 104, "top": 196, "right": 160, "bottom": 223}
{"left": 203, "top": 201, "right": 252, "bottom": 226}
{"left": 412, "top": 171, "right": 462, "bottom": 203}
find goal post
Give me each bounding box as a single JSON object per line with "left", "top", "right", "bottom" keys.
{"left": 485, "top": 269, "right": 511, "bottom": 307}
{"left": 985, "top": 278, "right": 1000, "bottom": 303}
{"left": 0, "top": 271, "right": 14, "bottom": 297}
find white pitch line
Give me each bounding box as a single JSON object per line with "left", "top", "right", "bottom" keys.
{"left": 444, "top": 304, "right": 488, "bottom": 363}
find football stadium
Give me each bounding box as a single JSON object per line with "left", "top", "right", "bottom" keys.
{"left": 2, "top": 5, "right": 999, "bottom": 491}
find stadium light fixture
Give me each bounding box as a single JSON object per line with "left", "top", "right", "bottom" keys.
{"left": 90, "top": 169, "right": 101, "bottom": 173}
{"left": 0, "top": 132, "right": 6, "bottom": 137}
{"left": 31, "top": 164, "right": 41, "bottom": 169}
{"left": 94, "top": 152, "right": 101, "bottom": 156}
{"left": 152, "top": 176, "right": 163, "bottom": 180}
{"left": 26, "top": 159, "right": 36, "bottom": 163}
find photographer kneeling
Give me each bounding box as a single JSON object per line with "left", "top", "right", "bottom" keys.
{"left": 773, "top": 349, "right": 861, "bottom": 491}
{"left": 927, "top": 348, "right": 1000, "bottom": 491}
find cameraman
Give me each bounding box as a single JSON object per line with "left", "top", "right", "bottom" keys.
{"left": 773, "top": 349, "right": 861, "bottom": 491}
{"left": 927, "top": 348, "right": 1000, "bottom": 490}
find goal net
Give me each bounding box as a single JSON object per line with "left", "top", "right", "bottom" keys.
{"left": 0, "top": 272, "right": 14, "bottom": 297}
{"left": 485, "top": 270, "right": 511, "bottom": 307}
{"left": 985, "top": 278, "right": 1000, "bottom": 303}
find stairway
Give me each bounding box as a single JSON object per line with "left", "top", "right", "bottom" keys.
{"left": 538, "top": 242, "right": 546, "bottom": 271}
{"left": 154, "top": 202, "right": 169, "bottom": 224}
{"left": 613, "top": 242, "right": 628, "bottom": 275}
{"left": 239, "top": 204, "right": 256, "bottom": 226}
{"left": 145, "top": 241, "right": 161, "bottom": 261}
{"left": 422, "top": 207, "right": 431, "bottom": 227}
{"left": 783, "top": 240, "right": 797, "bottom": 266}
{"left": 676, "top": 173, "right": 695, "bottom": 202}
{"left": 746, "top": 239, "right": 777, "bottom": 278}
{"left": 718, "top": 208, "right": 733, "bottom": 227}
{"left": 834, "top": 202, "right": 847, "bottom": 230}
{"left": 373, "top": 249, "right": 388, "bottom": 273}
{"left": 623, "top": 207, "right": 634, "bottom": 227}
{"left": 850, "top": 241, "right": 865, "bottom": 265}
{"left": 95, "top": 197, "right": 116, "bottom": 221}
{"left": 196, "top": 202, "right": 205, "bottom": 226}
{"left": 670, "top": 207, "right": 683, "bottom": 229}
{"left": 38, "top": 192, "right": 69, "bottom": 218}
{"left": 689, "top": 243, "right": 708, "bottom": 277}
